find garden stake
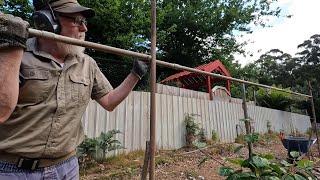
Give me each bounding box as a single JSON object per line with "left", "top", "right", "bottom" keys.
{"left": 242, "top": 83, "right": 253, "bottom": 159}
{"left": 141, "top": 141, "right": 150, "bottom": 180}
{"left": 308, "top": 81, "right": 320, "bottom": 156}
{"left": 149, "top": 0, "right": 157, "bottom": 179}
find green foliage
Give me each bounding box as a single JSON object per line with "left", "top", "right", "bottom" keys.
{"left": 77, "top": 130, "right": 123, "bottom": 161}
{"left": 219, "top": 152, "right": 316, "bottom": 180}
{"left": 199, "top": 128, "right": 207, "bottom": 142}
{"left": 79, "top": 0, "right": 282, "bottom": 88}
{"left": 244, "top": 133, "right": 259, "bottom": 144}
{"left": 221, "top": 118, "right": 316, "bottom": 179}
{"left": 0, "top": 0, "right": 33, "bottom": 21}
{"left": 211, "top": 130, "right": 219, "bottom": 143}
{"left": 184, "top": 114, "right": 200, "bottom": 136}
{"left": 184, "top": 114, "right": 200, "bottom": 147}
{"left": 78, "top": 135, "right": 98, "bottom": 158}
{"left": 256, "top": 87, "right": 294, "bottom": 111}
{"left": 97, "top": 130, "right": 123, "bottom": 159}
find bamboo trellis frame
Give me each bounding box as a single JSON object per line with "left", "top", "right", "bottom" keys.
{"left": 26, "top": 1, "right": 317, "bottom": 176}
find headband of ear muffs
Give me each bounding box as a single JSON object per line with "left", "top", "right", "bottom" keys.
{"left": 32, "top": 1, "right": 61, "bottom": 34}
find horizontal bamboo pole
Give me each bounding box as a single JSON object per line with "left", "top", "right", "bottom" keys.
{"left": 28, "top": 28, "right": 311, "bottom": 98}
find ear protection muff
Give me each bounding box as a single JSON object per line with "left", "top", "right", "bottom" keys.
{"left": 32, "top": 1, "right": 61, "bottom": 34}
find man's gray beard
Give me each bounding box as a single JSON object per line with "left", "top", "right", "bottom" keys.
{"left": 56, "top": 41, "right": 85, "bottom": 57}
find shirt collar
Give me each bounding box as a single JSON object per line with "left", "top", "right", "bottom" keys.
{"left": 26, "top": 38, "right": 80, "bottom": 68}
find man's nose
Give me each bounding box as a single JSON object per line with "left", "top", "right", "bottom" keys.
{"left": 79, "top": 23, "right": 87, "bottom": 32}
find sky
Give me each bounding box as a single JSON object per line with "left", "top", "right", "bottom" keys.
{"left": 234, "top": 0, "right": 320, "bottom": 66}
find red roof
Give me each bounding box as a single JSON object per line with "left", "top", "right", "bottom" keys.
{"left": 161, "top": 60, "right": 231, "bottom": 84}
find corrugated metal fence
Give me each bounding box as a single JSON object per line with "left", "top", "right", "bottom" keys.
{"left": 81, "top": 91, "right": 311, "bottom": 153}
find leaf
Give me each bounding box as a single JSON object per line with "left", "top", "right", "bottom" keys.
{"left": 251, "top": 156, "right": 270, "bottom": 168}
{"left": 270, "top": 163, "right": 287, "bottom": 175}
{"left": 218, "top": 167, "right": 235, "bottom": 176}
{"left": 290, "top": 151, "right": 300, "bottom": 159}
{"left": 234, "top": 145, "right": 245, "bottom": 153}
{"left": 227, "top": 158, "right": 245, "bottom": 166}
{"left": 293, "top": 174, "right": 308, "bottom": 180}
{"left": 282, "top": 174, "right": 295, "bottom": 180}
{"left": 226, "top": 172, "right": 257, "bottom": 180}
{"left": 244, "top": 133, "right": 259, "bottom": 143}
{"left": 281, "top": 160, "right": 293, "bottom": 167}
{"left": 259, "top": 153, "right": 274, "bottom": 160}
{"left": 296, "top": 159, "right": 313, "bottom": 171}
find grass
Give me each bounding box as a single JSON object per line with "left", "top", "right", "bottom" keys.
{"left": 80, "top": 150, "right": 145, "bottom": 179}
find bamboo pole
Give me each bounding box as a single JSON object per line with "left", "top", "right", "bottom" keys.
{"left": 241, "top": 83, "right": 253, "bottom": 159}
{"left": 28, "top": 28, "right": 311, "bottom": 98}
{"left": 308, "top": 81, "right": 320, "bottom": 156}
{"left": 149, "top": 0, "right": 157, "bottom": 179}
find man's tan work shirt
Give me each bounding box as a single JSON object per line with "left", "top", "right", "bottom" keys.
{"left": 0, "top": 38, "right": 113, "bottom": 158}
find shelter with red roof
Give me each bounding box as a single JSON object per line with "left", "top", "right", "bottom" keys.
{"left": 160, "top": 60, "right": 231, "bottom": 100}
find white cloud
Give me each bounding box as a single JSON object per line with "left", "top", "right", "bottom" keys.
{"left": 234, "top": 0, "right": 320, "bottom": 66}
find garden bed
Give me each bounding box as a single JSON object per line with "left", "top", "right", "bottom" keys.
{"left": 80, "top": 133, "right": 320, "bottom": 179}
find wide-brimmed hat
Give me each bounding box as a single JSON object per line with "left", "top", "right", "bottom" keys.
{"left": 34, "top": 0, "right": 95, "bottom": 18}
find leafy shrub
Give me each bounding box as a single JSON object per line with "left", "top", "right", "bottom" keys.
{"left": 219, "top": 151, "right": 316, "bottom": 180}
{"left": 97, "top": 130, "right": 123, "bottom": 160}
{"left": 256, "top": 87, "right": 293, "bottom": 111}
{"left": 220, "top": 132, "right": 316, "bottom": 179}
{"left": 184, "top": 114, "right": 200, "bottom": 147}
{"left": 211, "top": 130, "right": 219, "bottom": 143}
{"left": 77, "top": 130, "right": 123, "bottom": 162}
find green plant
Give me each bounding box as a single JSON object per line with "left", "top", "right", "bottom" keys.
{"left": 219, "top": 133, "right": 316, "bottom": 180}
{"left": 184, "top": 114, "right": 200, "bottom": 147}
{"left": 199, "top": 128, "right": 207, "bottom": 142}
{"left": 267, "top": 120, "right": 272, "bottom": 134}
{"left": 97, "top": 130, "right": 123, "bottom": 160}
{"left": 211, "top": 130, "right": 219, "bottom": 143}
{"left": 256, "top": 87, "right": 294, "bottom": 111}
{"left": 77, "top": 136, "right": 99, "bottom": 173}
{"left": 77, "top": 136, "right": 98, "bottom": 158}
{"left": 220, "top": 116, "right": 316, "bottom": 179}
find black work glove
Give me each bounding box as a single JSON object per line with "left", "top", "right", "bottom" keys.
{"left": 0, "top": 14, "right": 29, "bottom": 49}
{"left": 131, "top": 60, "right": 148, "bottom": 79}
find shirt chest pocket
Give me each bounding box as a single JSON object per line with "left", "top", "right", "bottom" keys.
{"left": 19, "top": 69, "right": 51, "bottom": 105}
{"left": 69, "top": 74, "right": 90, "bottom": 104}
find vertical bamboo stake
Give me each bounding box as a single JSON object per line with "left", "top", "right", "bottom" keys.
{"left": 141, "top": 141, "right": 150, "bottom": 180}
{"left": 242, "top": 83, "right": 253, "bottom": 159}
{"left": 149, "top": 0, "right": 157, "bottom": 179}
{"left": 308, "top": 81, "right": 320, "bottom": 156}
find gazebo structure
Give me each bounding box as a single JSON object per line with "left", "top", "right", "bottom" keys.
{"left": 160, "top": 60, "right": 231, "bottom": 100}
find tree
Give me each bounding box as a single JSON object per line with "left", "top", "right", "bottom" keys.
{"left": 0, "top": 0, "right": 33, "bottom": 21}
{"left": 79, "top": 0, "right": 282, "bottom": 87}
{"left": 156, "top": 0, "right": 282, "bottom": 77}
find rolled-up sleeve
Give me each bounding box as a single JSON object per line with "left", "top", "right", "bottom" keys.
{"left": 91, "top": 61, "right": 113, "bottom": 100}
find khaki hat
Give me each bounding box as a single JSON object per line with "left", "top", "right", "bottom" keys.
{"left": 34, "top": 0, "right": 95, "bottom": 18}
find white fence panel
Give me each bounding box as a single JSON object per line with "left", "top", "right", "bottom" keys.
{"left": 82, "top": 91, "right": 311, "bottom": 153}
